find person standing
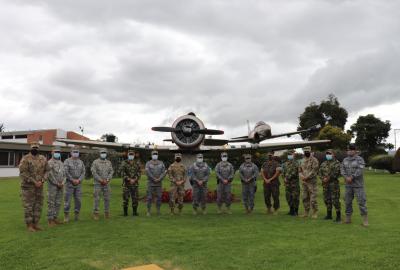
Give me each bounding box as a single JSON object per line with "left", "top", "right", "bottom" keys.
{"left": 261, "top": 151, "right": 282, "bottom": 215}
{"left": 120, "top": 150, "right": 141, "bottom": 216}
{"left": 189, "top": 154, "right": 210, "bottom": 215}
{"left": 239, "top": 154, "right": 259, "bottom": 214}
{"left": 145, "top": 150, "right": 166, "bottom": 216}
{"left": 167, "top": 153, "right": 186, "bottom": 215}
{"left": 299, "top": 146, "right": 319, "bottom": 219}
{"left": 282, "top": 150, "right": 300, "bottom": 216}
{"left": 215, "top": 152, "right": 235, "bottom": 214}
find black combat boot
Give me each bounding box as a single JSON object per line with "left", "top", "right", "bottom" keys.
{"left": 287, "top": 207, "right": 292, "bottom": 215}
{"left": 334, "top": 210, "right": 341, "bottom": 223}
{"left": 293, "top": 208, "right": 299, "bottom": 216}
{"left": 123, "top": 206, "right": 128, "bottom": 217}
{"left": 133, "top": 206, "right": 138, "bottom": 216}
{"left": 324, "top": 209, "right": 332, "bottom": 220}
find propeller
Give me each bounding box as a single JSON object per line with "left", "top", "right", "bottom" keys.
{"left": 152, "top": 127, "right": 223, "bottom": 135}
{"left": 151, "top": 127, "right": 178, "bottom": 132}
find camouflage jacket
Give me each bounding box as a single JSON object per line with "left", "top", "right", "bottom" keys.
{"left": 64, "top": 158, "right": 85, "bottom": 186}
{"left": 215, "top": 161, "right": 235, "bottom": 183}
{"left": 120, "top": 160, "right": 141, "bottom": 187}
{"left": 189, "top": 162, "right": 210, "bottom": 185}
{"left": 341, "top": 155, "right": 365, "bottom": 188}
{"left": 91, "top": 158, "right": 114, "bottom": 185}
{"left": 48, "top": 158, "right": 66, "bottom": 186}
{"left": 145, "top": 160, "right": 166, "bottom": 187}
{"left": 299, "top": 156, "right": 319, "bottom": 183}
{"left": 318, "top": 160, "right": 341, "bottom": 184}
{"left": 168, "top": 162, "right": 186, "bottom": 186}
{"left": 239, "top": 162, "right": 259, "bottom": 183}
{"left": 282, "top": 160, "right": 299, "bottom": 181}
{"left": 261, "top": 160, "right": 282, "bottom": 184}
{"left": 19, "top": 153, "right": 50, "bottom": 187}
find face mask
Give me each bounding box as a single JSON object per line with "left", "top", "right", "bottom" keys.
{"left": 100, "top": 153, "right": 107, "bottom": 159}
{"left": 222, "top": 157, "right": 228, "bottom": 162}
{"left": 31, "top": 149, "right": 38, "bottom": 156}
{"left": 54, "top": 152, "right": 61, "bottom": 159}
{"left": 268, "top": 155, "right": 273, "bottom": 160}
{"left": 128, "top": 155, "right": 134, "bottom": 161}
{"left": 347, "top": 150, "right": 355, "bottom": 157}
{"left": 175, "top": 157, "right": 181, "bottom": 162}
{"left": 152, "top": 155, "right": 158, "bottom": 160}
{"left": 326, "top": 154, "right": 333, "bottom": 161}
{"left": 245, "top": 158, "right": 251, "bottom": 162}
{"left": 72, "top": 152, "right": 79, "bottom": 158}
{"left": 287, "top": 155, "right": 294, "bottom": 160}
{"left": 197, "top": 158, "right": 203, "bottom": 163}
{"left": 304, "top": 152, "right": 311, "bottom": 158}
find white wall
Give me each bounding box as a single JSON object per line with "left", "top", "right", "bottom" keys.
{"left": 0, "top": 168, "right": 19, "bottom": 178}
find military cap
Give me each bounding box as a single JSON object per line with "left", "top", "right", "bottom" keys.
{"left": 244, "top": 154, "right": 252, "bottom": 159}
{"left": 303, "top": 146, "right": 312, "bottom": 152}
{"left": 52, "top": 146, "right": 61, "bottom": 152}
{"left": 267, "top": 150, "right": 275, "bottom": 155}
{"left": 151, "top": 150, "right": 158, "bottom": 155}
{"left": 325, "top": 149, "right": 334, "bottom": 154}
{"left": 196, "top": 153, "right": 203, "bottom": 158}
{"left": 30, "top": 142, "right": 40, "bottom": 149}
{"left": 287, "top": 149, "right": 296, "bottom": 154}
{"left": 99, "top": 148, "right": 108, "bottom": 153}
{"left": 175, "top": 153, "right": 182, "bottom": 158}
{"left": 348, "top": 144, "right": 357, "bottom": 150}
{"left": 221, "top": 152, "right": 228, "bottom": 157}
{"left": 128, "top": 150, "right": 135, "bottom": 155}
{"left": 71, "top": 145, "right": 80, "bottom": 152}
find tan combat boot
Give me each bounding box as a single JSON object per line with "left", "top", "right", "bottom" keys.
{"left": 105, "top": 212, "right": 110, "bottom": 219}
{"left": 93, "top": 213, "right": 99, "bottom": 221}
{"left": 273, "top": 208, "right": 279, "bottom": 216}
{"left": 300, "top": 210, "right": 309, "bottom": 218}
{"left": 193, "top": 208, "right": 198, "bottom": 216}
{"left": 170, "top": 208, "right": 175, "bottom": 216}
{"left": 217, "top": 206, "right": 222, "bottom": 214}
{"left": 54, "top": 218, "right": 63, "bottom": 225}
{"left": 311, "top": 210, "right": 318, "bottom": 219}
{"left": 74, "top": 213, "right": 79, "bottom": 221}
{"left": 266, "top": 208, "right": 273, "bottom": 215}
{"left": 33, "top": 223, "right": 42, "bottom": 231}
{"left": 344, "top": 215, "right": 351, "bottom": 224}
{"left": 146, "top": 210, "right": 151, "bottom": 217}
{"left": 202, "top": 209, "right": 207, "bottom": 215}
{"left": 64, "top": 213, "right": 70, "bottom": 223}
{"left": 27, "top": 223, "right": 36, "bottom": 232}
{"left": 362, "top": 215, "right": 369, "bottom": 227}
{"left": 48, "top": 220, "right": 56, "bottom": 228}
{"left": 226, "top": 207, "right": 232, "bottom": 215}
{"left": 178, "top": 208, "right": 182, "bottom": 215}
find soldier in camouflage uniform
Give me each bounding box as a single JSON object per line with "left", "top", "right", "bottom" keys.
{"left": 19, "top": 142, "right": 50, "bottom": 232}
{"left": 299, "top": 146, "right": 320, "bottom": 219}
{"left": 189, "top": 153, "right": 210, "bottom": 215}
{"left": 145, "top": 150, "right": 167, "bottom": 216}
{"left": 119, "top": 150, "right": 141, "bottom": 217}
{"left": 341, "top": 144, "right": 369, "bottom": 227}
{"left": 91, "top": 148, "right": 114, "bottom": 220}
{"left": 318, "top": 149, "right": 342, "bottom": 222}
{"left": 63, "top": 146, "right": 85, "bottom": 222}
{"left": 239, "top": 154, "right": 259, "bottom": 214}
{"left": 282, "top": 149, "right": 300, "bottom": 216}
{"left": 215, "top": 152, "right": 235, "bottom": 214}
{"left": 47, "top": 147, "right": 66, "bottom": 227}
{"left": 261, "top": 151, "right": 282, "bottom": 215}
{"left": 167, "top": 153, "right": 186, "bottom": 215}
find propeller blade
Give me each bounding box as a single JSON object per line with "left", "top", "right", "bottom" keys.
{"left": 196, "top": 129, "right": 224, "bottom": 135}
{"left": 151, "top": 127, "right": 178, "bottom": 132}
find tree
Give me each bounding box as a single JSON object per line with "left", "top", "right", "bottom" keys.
{"left": 0, "top": 123, "right": 4, "bottom": 132}
{"left": 100, "top": 133, "right": 118, "bottom": 143}
{"left": 349, "top": 114, "right": 392, "bottom": 158}
{"left": 393, "top": 148, "right": 400, "bottom": 172}
{"left": 298, "top": 94, "right": 348, "bottom": 139}
{"left": 315, "top": 125, "right": 352, "bottom": 151}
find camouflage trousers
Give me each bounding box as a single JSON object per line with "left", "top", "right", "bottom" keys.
{"left": 123, "top": 186, "right": 139, "bottom": 208}
{"left": 285, "top": 180, "right": 300, "bottom": 208}
{"left": 217, "top": 182, "right": 232, "bottom": 207}
{"left": 192, "top": 185, "right": 207, "bottom": 210}
{"left": 169, "top": 185, "right": 185, "bottom": 210}
{"left": 64, "top": 184, "right": 82, "bottom": 214}
{"left": 263, "top": 183, "right": 280, "bottom": 210}
{"left": 323, "top": 181, "right": 341, "bottom": 211}
{"left": 47, "top": 184, "right": 63, "bottom": 221}
{"left": 20, "top": 184, "right": 43, "bottom": 225}
{"left": 241, "top": 182, "right": 255, "bottom": 210}
{"left": 93, "top": 184, "right": 111, "bottom": 214}
{"left": 302, "top": 180, "right": 318, "bottom": 212}
{"left": 345, "top": 186, "right": 368, "bottom": 216}
{"left": 147, "top": 185, "right": 162, "bottom": 210}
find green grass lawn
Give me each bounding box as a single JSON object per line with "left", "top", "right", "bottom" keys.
{"left": 0, "top": 171, "right": 399, "bottom": 270}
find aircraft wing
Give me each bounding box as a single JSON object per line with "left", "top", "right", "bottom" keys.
{"left": 268, "top": 125, "right": 322, "bottom": 140}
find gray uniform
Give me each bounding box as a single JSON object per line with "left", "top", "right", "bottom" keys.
{"left": 215, "top": 161, "right": 235, "bottom": 207}
{"left": 47, "top": 158, "right": 66, "bottom": 221}
{"left": 145, "top": 160, "right": 167, "bottom": 211}
{"left": 239, "top": 162, "right": 259, "bottom": 210}
{"left": 341, "top": 155, "right": 368, "bottom": 216}
{"left": 189, "top": 162, "right": 210, "bottom": 210}
{"left": 63, "top": 158, "right": 85, "bottom": 214}
{"left": 91, "top": 158, "right": 114, "bottom": 214}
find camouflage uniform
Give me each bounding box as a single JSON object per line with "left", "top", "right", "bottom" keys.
{"left": 261, "top": 159, "right": 282, "bottom": 212}
{"left": 91, "top": 157, "right": 114, "bottom": 215}
{"left": 282, "top": 159, "right": 300, "bottom": 215}
{"left": 215, "top": 160, "right": 235, "bottom": 208}
{"left": 319, "top": 158, "right": 341, "bottom": 219}
{"left": 239, "top": 158, "right": 259, "bottom": 212}
{"left": 189, "top": 158, "right": 210, "bottom": 212}
{"left": 63, "top": 157, "right": 85, "bottom": 217}
{"left": 47, "top": 158, "right": 66, "bottom": 222}
{"left": 341, "top": 155, "right": 368, "bottom": 218}
{"left": 299, "top": 151, "right": 319, "bottom": 217}
{"left": 120, "top": 159, "right": 141, "bottom": 215}
{"left": 145, "top": 159, "right": 167, "bottom": 213}
{"left": 19, "top": 151, "right": 50, "bottom": 229}
{"left": 167, "top": 160, "right": 186, "bottom": 213}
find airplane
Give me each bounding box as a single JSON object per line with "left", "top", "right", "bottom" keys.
{"left": 229, "top": 121, "right": 321, "bottom": 144}
{"left": 56, "top": 112, "right": 330, "bottom": 161}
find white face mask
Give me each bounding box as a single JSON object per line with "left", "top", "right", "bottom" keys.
{"left": 72, "top": 152, "right": 79, "bottom": 158}
{"left": 128, "top": 155, "right": 134, "bottom": 161}
{"left": 221, "top": 157, "right": 228, "bottom": 162}
{"left": 287, "top": 155, "right": 294, "bottom": 160}
{"left": 100, "top": 153, "right": 107, "bottom": 159}
{"left": 152, "top": 154, "right": 158, "bottom": 160}
{"left": 197, "top": 158, "right": 203, "bottom": 163}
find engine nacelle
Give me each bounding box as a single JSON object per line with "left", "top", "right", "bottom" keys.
{"left": 171, "top": 114, "right": 205, "bottom": 149}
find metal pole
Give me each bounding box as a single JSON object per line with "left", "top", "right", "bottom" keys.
{"left": 394, "top": 129, "right": 400, "bottom": 150}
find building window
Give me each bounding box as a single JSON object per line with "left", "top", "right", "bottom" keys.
{"left": 15, "top": 134, "right": 28, "bottom": 139}
{"left": 0, "top": 151, "right": 16, "bottom": 167}
{"left": 1, "top": 135, "right": 13, "bottom": 139}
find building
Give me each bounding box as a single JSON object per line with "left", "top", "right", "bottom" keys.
{"left": 0, "top": 129, "right": 90, "bottom": 177}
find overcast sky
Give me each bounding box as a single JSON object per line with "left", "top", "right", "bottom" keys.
{"left": 1, "top": 0, "right": 399, "bottom": 146}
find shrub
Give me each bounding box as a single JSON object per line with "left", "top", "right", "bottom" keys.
{"left": 369, "top": 155, "right": 395, "bottom": 174}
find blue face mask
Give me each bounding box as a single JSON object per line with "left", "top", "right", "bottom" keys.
{"left": 53, "top": 152, "right": 61, "bottom": 159}
{"left": 326, "top": 154, "right": 333, "bottom": 161}
{"left": 100, "top": 153, "right": 107, "bottom": 159}
{"left": 128, "top": 155, "right": 134, "bottom": 161}
{"left": 287, "top": 155, "right": 294, "bottom": 160}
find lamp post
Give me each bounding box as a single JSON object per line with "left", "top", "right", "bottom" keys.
{"left": 394, "top": 129, "right": 400, "bottom": 150}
